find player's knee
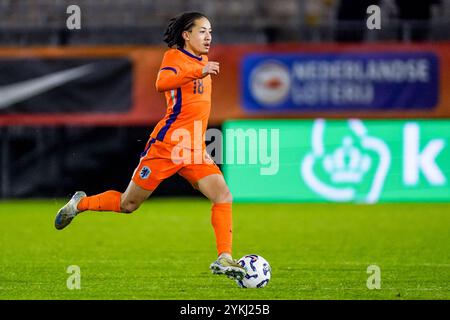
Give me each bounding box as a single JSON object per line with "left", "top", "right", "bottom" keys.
{"left": 215, "top": 188, "right": 233, "bottom": 204}
{"left": 224, "top": 189, "right": 233, "bottom": 203}
{"left": 120, "top": 200, "right": 140, "bottom": 214}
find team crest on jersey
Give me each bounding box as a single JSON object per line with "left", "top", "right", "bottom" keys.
{"left": 140, "top": 166, "right": 151, "bottom": 179}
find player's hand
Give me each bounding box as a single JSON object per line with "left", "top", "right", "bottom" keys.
{"left": 202, "top": 62, "right": 220, "bottom": 77}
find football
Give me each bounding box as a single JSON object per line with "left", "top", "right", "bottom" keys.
{"left": 236, "top": 254, "right": 271, "bottom": 288}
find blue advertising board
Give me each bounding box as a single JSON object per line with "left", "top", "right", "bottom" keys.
{"left": 241, "top": 52, "right": 439, "bottom": 112}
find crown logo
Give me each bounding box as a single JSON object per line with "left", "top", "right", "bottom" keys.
{"left": 322, "top": 136, "right": 371, "bottom": 183}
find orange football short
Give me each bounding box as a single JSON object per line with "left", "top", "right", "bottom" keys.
{"left": 132, "top": 137, "right": 222, "bottom": 191}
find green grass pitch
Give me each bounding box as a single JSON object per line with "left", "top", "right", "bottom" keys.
{"left": 0, "top": 199, "right": 449, "bottom": 299}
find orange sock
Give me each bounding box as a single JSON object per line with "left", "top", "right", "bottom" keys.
{"left": 77, "top": 190, "right": 122, "bottom": 213}
{"left": 211, "top": 203, "right": 233, "bottom": 256}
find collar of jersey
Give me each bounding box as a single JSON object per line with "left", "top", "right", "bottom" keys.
{"left": 178, "top": 48, "right": 203, "bottom": 61}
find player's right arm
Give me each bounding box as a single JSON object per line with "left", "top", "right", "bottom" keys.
{"left": 156, "top": 58, "right": 219, "bottom": 92}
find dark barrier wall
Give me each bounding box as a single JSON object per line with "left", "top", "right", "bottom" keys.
{"left": 1, "top": 42, "right": 450, "bottom": 127}
{"left": 0, "top": 47, "right": 166, "bottom": 126}
{"left": 1, "top": 43, "right": 450, "bottom": 198}
{"left": 0, "top": 126, "right": 208, "bottom": 198}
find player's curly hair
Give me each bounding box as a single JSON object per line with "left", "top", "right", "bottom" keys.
{"left": 163, "top": 12, "right": 208, "bottom": 48}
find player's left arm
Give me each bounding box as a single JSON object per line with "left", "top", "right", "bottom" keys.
{"left": 155, "top": 65, "right": 203, "bottom": 92}
{"left": 156, "top": 58, "right": 219, "bottom": 92}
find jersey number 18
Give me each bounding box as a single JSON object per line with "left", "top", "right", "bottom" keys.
{"left": 193, "top": 79, "right": 204, "bottom": 94}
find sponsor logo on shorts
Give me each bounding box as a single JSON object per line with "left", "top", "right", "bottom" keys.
{"left": 140, "top": 166, "right": 151, "bottom": 179}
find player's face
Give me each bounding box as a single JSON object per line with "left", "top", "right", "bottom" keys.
{"left": 183, "top": 17, "right": 212, "bottom": 56}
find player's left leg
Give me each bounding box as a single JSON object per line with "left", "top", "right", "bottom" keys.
{"left": 54, "top": 182, "right": 153, "bottom": 230}
{"left": 55, "top": 138, "right": 174, "bottom": 230}
{"left": 74, "top": 180, "right": 153, "bottom": 214}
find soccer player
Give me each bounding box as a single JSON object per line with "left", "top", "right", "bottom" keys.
{"left": 54, "top": 12, "right": 246, "bottom": 281}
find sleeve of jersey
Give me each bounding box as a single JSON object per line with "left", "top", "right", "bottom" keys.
{"left": 155, "top": 57, "right": 204, "bottom": 92}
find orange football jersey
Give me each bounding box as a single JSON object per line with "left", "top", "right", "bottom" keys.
{"left": 151, "top": 48, "right": 212, "bottom": 150}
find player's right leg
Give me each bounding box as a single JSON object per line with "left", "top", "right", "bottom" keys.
{"left": 181, "top": 165, "right": 246, "bottom": 281}
{"left": 195, "top": 174, "right": 246, "bottom": 281}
